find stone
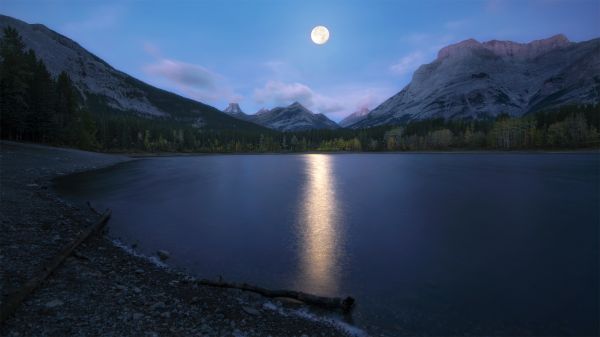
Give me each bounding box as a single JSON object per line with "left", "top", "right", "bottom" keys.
{"left": 242, "top": 306, "right": 260, "bottom": 316}
{"left": 45, "top": 299, "right": 64, "bottom": 308}
{"left": 150, "top": 301, "right": 166, "bottom": 311}
{"left": 157, "top": 250, "right": 170, "bottom": 261}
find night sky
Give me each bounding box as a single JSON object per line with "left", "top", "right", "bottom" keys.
{"left": 2, "top": 0, "right": 599, "bottom": 120}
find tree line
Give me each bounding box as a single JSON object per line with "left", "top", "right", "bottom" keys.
{"left": 1, "top": 26, "right": 598, "bottom": 153}
{"left": 0, "top": 27, "right": 96, "bottom": 149}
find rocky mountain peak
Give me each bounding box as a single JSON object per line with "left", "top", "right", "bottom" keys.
{"left": 351, "top": 34, "right": 598, "bottom": 129}
{"left": 482, "top": 34, "right": 570, "bottom": 58}
{"left": 223, "top": 103, "right": 243, "bottom": 114}
{"left": 437, "top": 35, "right": 571, "bottom": 61}
{"left": 437, "top": 39, "right": 482, "bottom": 60}
{"left": 289, "top": 101, "right": 305, "bottom": 109}
{"left": 250, "top": 102, "right": 338, "bottom": 131}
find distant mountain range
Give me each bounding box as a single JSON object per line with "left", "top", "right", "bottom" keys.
{"left": 348, "top": 35, "right": 600, "bottom": 128}
{"left": 0, "top": 14, "right": 265, "bottom": 132}
{"left": 2, "top": 14, "right": 597, "bottom": 132}
{"left": 222, "top": 102, "right": 339, "bottom": 131}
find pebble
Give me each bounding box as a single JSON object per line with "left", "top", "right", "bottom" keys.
{"left": 150, "top": 301, "right": 166, "bottom": 311}
{"left": 157, "top": 249, "right": 170, "bottom": 261}
{"left": 44, "top": 299, "right": 64, "bottom": 308}
{"left": 242, "top": 306, "right": 261, "bottom": 316}
{"left": 2, "top": 144, "right": 350, "bottom": 337}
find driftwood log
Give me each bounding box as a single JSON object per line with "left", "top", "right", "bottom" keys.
{"left": 0, "top": 210, "right": 112, "bottom": 324}
{"left": 198, "top": 278, "right": 355, "bottom": 313}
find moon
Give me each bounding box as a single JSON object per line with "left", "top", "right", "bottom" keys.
{"left": 311, "top": 25, "right": 330, "bottom": 45}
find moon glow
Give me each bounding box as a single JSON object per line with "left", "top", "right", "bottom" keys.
{"left": 311, "top": 26, "right": 330, "bottom": 45}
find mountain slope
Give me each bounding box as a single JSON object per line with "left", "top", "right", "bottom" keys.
{"left": 250, "top": 102, "right": 339, "bottom": 131}
{"left": 339, "top": 107, "right": 370, "bottom": 127}
{"left": 0, "top": 14, "right": 265, "bottom": 131}
{"left": 351, "top": 35, "right": 600, "bottom": 128}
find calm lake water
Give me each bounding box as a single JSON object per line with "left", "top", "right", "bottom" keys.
{"left": 56, "top": 153, "right": 599, "bottom": 336}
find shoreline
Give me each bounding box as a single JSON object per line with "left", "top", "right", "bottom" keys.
{"left": 122, "top": 148, "right": 600, "bottom": 158}
{"left": 4, "top": 140, "right": 598, "bottom": 158}
{"left": 0, "top": 141, "right": 358, "bottom": 337}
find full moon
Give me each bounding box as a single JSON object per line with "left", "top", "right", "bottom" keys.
{"left": 311, "top": 25, "right": 330, "bottom": 45}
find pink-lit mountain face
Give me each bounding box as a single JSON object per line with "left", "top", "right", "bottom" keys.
{"left": 349, "top": 35, "right": 600, "bottom": 128}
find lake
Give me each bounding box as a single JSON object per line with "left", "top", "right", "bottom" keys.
{"left": 55, "top": 153, "right": 599, "bottom": 336}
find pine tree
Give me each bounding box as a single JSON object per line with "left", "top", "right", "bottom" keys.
{"left": 27, "top": 59, "right": 56, "bottom": 142}
{"left": 0, "top": 26, "right": 30, "bottom": 140}
{"left": 55, "top": 71, "right": 78, "bottom": 143}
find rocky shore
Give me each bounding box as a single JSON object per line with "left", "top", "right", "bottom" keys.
{"left": 0, "top": 141, "right": 356, "bottom": 337}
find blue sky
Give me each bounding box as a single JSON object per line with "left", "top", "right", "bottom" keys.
{"left": 2, "top": 0, "right": 599, "bottom": 121}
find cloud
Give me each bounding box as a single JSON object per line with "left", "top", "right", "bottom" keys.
{"left": 143, "top": 45, "right": 241, "bottom": 103}
{"left": 254, "top": 81, "right": 313, "bottom": 106}
{"left": 253, "top": 80, "right": 345, "bottom": 114}
{"left": 390, "top": 51, "right": 426, "bottom": 76}
{"left": 145, "top": 59, "right": 217, "bottom": 90}
{"left": 390, "top": 33, "right": 459, "bottom": 77}
{"left": 325, "top": 87, "right": 396, "bottom": 120}
{"left": 253, "top": 80, "right": 394, "bottom": 121}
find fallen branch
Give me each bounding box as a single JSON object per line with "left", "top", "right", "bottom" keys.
{"left": 86, "top": 201, "right": 101, "bottom": 216}
{"left": 198, "top": 278, "right": 355, "bottom": 313}
{"left": 0, "top": 210, "right": 112, "bottom": 324}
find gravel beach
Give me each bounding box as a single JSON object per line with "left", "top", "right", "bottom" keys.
{"left": 0, "top": 141, "right": 356, "bottom": 337}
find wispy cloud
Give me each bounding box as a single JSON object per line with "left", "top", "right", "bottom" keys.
{"left": 145, "top": 59, "right": 218, "bottom": 90}
{"left": 253, "top": 80, "right": 394, "bottom": 120}
{"left": 253, "top": 80, "right": 342, "bottom": 113}
{"left": 390, "top": 32, "right": 459, "bottom": 77}
{"left": 142, "top": 44, "right": 241, "bottom": 103}
{"left": 390, "top": 51, "right": 426, "bottom": 76}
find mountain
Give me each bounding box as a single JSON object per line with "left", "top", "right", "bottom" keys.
{"left": 256, "top": 108, "right": 271, "bottom": 115}
{"left": 250, "top": 102, "right": 339, "bottom": 131}
{"left": 339, "top": 107, "right": 370, "bottom": 127}
{"left": 222, "top": 102, "right": 253, "bottom": 121}
{"left": 350, "top": 35, "right": 600, "bottom": 128}
{"left": 0, "top": 14, "right": 265, "bottom": 131}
